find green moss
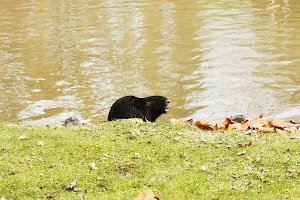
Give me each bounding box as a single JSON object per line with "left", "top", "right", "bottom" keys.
{"left": 0, "top": 122, "right": 299, "bottom": 199}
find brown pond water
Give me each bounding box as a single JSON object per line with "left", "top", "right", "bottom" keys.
{"left": 0, "top": 0, "right": 299, "bottom": 125}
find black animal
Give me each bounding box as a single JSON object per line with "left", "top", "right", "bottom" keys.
{"left": 108, "top": 95, "right": 171, "bottom": 122}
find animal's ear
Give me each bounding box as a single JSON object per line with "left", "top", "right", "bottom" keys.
{"left": 146, "top": 97, "right": 151, "bottom": 102}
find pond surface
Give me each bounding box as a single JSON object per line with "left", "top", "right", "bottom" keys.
{"left": 0, "top": 0, "right": 299, "bottom": 124}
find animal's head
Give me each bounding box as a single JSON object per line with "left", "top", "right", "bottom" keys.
{"left": 145, "top": 96, "right": 171, "bottom": 114}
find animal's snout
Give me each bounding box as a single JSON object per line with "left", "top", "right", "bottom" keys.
{"left": 165, "top": 99, "right": 171, "bottom": 112}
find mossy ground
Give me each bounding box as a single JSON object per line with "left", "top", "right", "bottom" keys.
{"left": 0, "top": 121, "right": 299, "bottom": 199}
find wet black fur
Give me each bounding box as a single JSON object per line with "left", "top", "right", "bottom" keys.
{"left": 108, "top": 95, "right": 169, "bottom": 122}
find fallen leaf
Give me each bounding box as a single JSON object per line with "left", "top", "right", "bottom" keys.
{"left": 253, "top": 115, "right": 268, "bottom": 129}
{"left": 275, "top": 128, "right": 287, "bottom": 134}
{"left": 73, "top": 188, "right": 83, "bottom": 192}
{"left": 63, "top": 179, "right": 78, "bottom": 190}
{"left": 170, "top": 118, "right": 182, "bottom": 125}
{"left": 285, "top": 127, "right": 298, "bottom": 134}
{"left": 238, "top": 150, "right": 247, "bottom": 156}
{"left": 228, "top": 123, "right": 242, "bottom": 130}
{"left": 136, "top": 190, "right": 160, "bottom": 200}
{"left": 184, "top": 119, "right": 194, "bottom": 125}
{"left": 244, "top": 129, "right": 256, "bottom": 135}
{"left": 239, "top": 140, "right": 253, "bottom": 147}
{"left": 268, "top": 120, "right": 297, "bottom": 129}
{"left": 37, "top": 141, "right": 45, "bottom": 146}
{"left": 201, "top": 166, "right": 208, "bottom": 171}
{"left": 290, "top": 120, "right": 300, "bottom": 124}
{"left": 257, "top": 127, "right": 275, "bottom": 133}
{"left": 90, "top": 161, "right": 98, "bottom": 170}
{"left": 134, "top": 152, "right": 141, "bottom": 159}
{"left": 195, "top": 121, "right": 213, "bottom": 131}
{"left": 18, "top": 135, "right": 28, "bottom": 140}
{"left": 222, "top": 118, "right": 233, "bottom": 130}
{"left": 241, "top": 120, "right": 251, "bottom": 130}
{"left": 170, "top": 118, "right": 192, "bottom": 126}
{"left": 45, "top": 192, "right": 54, "bottom": 199}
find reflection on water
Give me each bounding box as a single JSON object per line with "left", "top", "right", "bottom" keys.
{"left": 0, "top": 0, "right": 299, "bottom": 124}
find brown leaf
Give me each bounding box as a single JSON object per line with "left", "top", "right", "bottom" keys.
{"left": 184, "top": 119, "right": 194, "bottom": 125}
{"left": 290, "top": 120, "right": 300, "bottom": 124}
{"left": 239, "top": 140, "right": 253, "bottom": 147}
{"left": 253, "top": 115, "right": 269, "bottom": 128}
{"left": 268, "top": 120, "right": 297, "bottom": 129}
{"left": 257, "top": 127, "right": 275, "bottom": 133}
{"left": 136, "top": 190, "right": 160, "bottom": 200}
{"left": 195, "top": 121, "right": 213, "bottom": 131}
{"left": 241, "top": 120, "right": 251, "bottom": 130}
{"left": 222, "top": 118, "right": 233, "bottom": 130}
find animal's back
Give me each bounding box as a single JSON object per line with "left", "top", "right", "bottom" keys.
{"left": 108, "top": 96, "right": 144, "bottom": 121}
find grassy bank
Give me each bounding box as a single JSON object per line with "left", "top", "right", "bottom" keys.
{"left": 0, "top": 121, "right": 300, "bottom": 199}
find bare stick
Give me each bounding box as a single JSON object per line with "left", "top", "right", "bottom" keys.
{"left": 205, "top": 112, "right": 215, "bottom": 121}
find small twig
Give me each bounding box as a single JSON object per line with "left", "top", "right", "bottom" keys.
{"left": 205, "top": 112, "right": 215, "bottom": 121}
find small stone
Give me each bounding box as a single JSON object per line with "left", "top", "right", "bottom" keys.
{"left": 62, "top": 117, "right": 82, "bottom": 128}
{"left": 232, "top": 115, "right": 247, "bottom": 123}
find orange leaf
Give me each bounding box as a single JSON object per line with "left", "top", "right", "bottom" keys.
{"left": 194, "top": 121, "right": 202, "bottom": 129}
{"left": 228, "top": 123, "right": 242, "bottom": 130}
{"left": 239, "top": 140, "right": 253, "bottom": 147}
{"left": 136, "top": 191, "right": 160, "bottom": 200}
{"left": 258, "top": 127, "right": 275, "bottom": 133}
{"left": 268, "top": 120, "right": 286, "bottom": 128}
{"left": 241, "top": 120, "right": 251, "bottom": 130}
{"left": 194, "top": 121, "right": 213, "bottom": 131}
{"left": 222, "top": 118, "right": 233, "bottom": 130}
{"left": 253, "top": 115, "right": 269, "bottom": 128}
{"left": 269, "top": 119, "right": 299, "bottom": 128}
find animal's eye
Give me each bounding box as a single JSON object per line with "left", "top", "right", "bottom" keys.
{"left": 155, "top": 98, "right": 159, "bottom": 101}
